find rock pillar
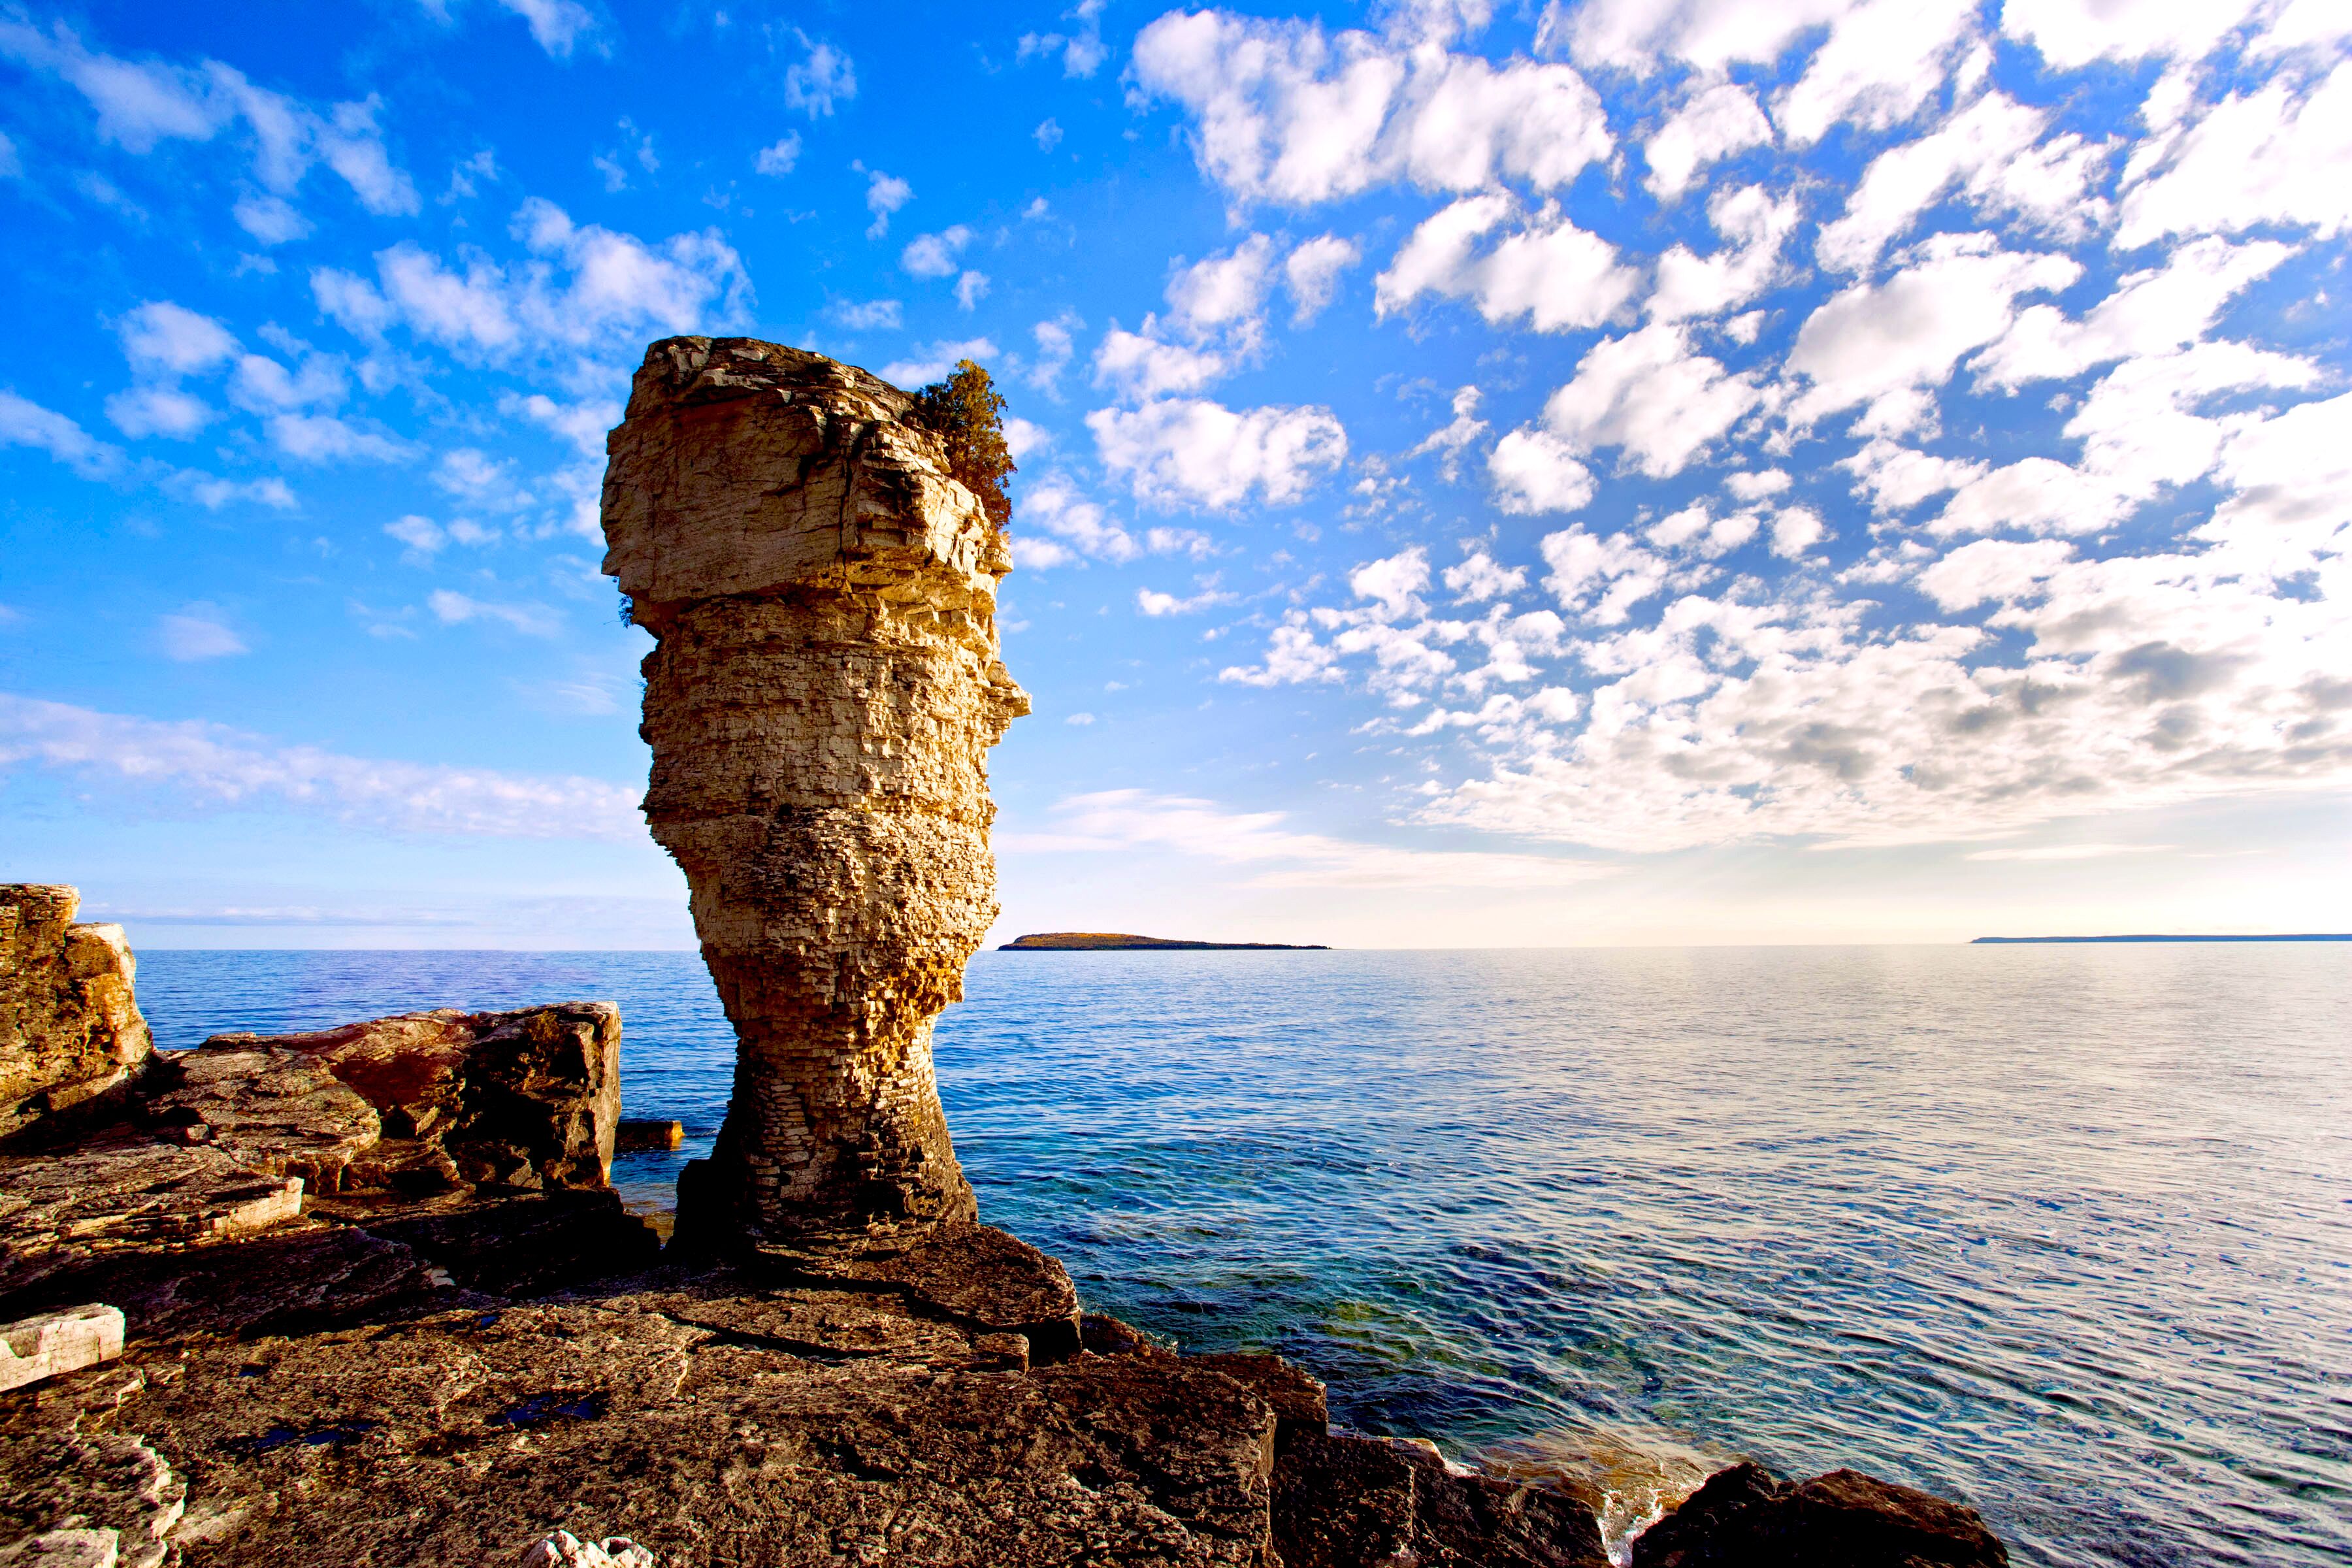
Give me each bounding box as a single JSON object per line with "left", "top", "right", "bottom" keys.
{"left": 601, "top": 337, "right": 1027, "bottom": 1249}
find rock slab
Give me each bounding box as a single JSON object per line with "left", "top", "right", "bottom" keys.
{"left": 0, "top": 1306, "right": 125, "bottom": 1394}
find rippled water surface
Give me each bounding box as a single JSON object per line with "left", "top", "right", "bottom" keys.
{"left": 136, "top": 945, "right": 2351, "bottom": 1567}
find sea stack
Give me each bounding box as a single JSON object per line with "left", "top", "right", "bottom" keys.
{"left": 601, "top": 336, "right": 1028, "bottom": 1250}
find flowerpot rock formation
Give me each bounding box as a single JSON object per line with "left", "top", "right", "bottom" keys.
{"left": 600, "top": 336, "right": 1029, "bottom": 1250}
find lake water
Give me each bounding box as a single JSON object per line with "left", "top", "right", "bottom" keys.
{"left": 134, "top": 945, "right": 2351, "bottom": 1567}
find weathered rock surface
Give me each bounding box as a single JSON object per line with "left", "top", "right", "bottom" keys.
{"left": 203, "top": 1001, "right": 624, "bottom": 1192}
{"left": 1, "top": 888, "right": 152, "bottom": 1145}
{"left": 1, "top": 1284, "right": 1286, "bottom": 1567}
{"left": 137, "top": 1051, "right": 379, "bottom": 1195}
{"left": 603, "top": 336, "right": 1028, "bottom": 1247}
{"left": 1632, "top": 1460, "right": 2010, "bottom": 1567}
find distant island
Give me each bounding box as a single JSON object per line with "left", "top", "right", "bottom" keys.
{"left": 1972, "top": 933, "right": 2351, "bottom": 944}
{"left": 999, "top": 932, "right": 1331, "bottom": 951}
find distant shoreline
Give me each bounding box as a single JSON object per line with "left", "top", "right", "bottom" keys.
{"left": 1972, "top": 933, "right": 2351, "bottom": 944}
{"left": 998, "top": 932, "right": 1331, "bottom": 951}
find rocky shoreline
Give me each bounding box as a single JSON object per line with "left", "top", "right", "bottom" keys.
{"left": 3, "top": 338, "right": 2012, "bottom": 1566}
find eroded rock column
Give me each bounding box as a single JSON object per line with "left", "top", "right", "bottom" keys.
{"left": 601, "top": 336, "right": 1027, "bottom": 1249}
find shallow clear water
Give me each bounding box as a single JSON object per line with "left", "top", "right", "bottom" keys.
{"left": 135, "top": 945, "right": 2351, "bottom": 1568}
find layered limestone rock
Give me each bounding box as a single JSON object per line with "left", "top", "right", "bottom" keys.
{"left": 1, "top": 887, "right": 152, "bottom": 1143}
{"left": 602, "top": 336, "right": 1028, "bottom": 1247}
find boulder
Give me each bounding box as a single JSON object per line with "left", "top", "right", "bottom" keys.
{"left": 1273, "top": 1429, "right": 1609, "bottom": 1568}
{"left": 1631, "top": 1460, "right": 2009, "bottom": 1567}
{"left": 204, "top": 1002, "right": 623, "bottom": 1193}
{"left": 0, "top": 888, "right": 152, "bottom": 1145}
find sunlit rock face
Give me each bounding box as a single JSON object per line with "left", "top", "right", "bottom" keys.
{"left": 602, "top": 336, "right": 1027, "bottom": 1249}
{"left": 0, "top": 885, "right": 152, "bottom": 1143}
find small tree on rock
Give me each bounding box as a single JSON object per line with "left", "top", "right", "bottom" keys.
{"left": 910, "top": 359, "right": 1015, "bottom": 529}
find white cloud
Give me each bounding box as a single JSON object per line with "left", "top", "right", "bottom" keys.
{"left": 312, "top": 201, "right": 747, "bottom": 357}
{"left": 265, "top": 412, "right": 409, "bottom": 465}
{"left": 955, "top": 270, "right": 990, "bottom": 311}
{"left": 1539, "top": 525, "right": 1667, "bottom": 624}
{"left": 1488, "top": 429, "right": 1595, "bottom": 515}
{"left": 497, "top": 0, "right": 596, "bottom": 57}
{"left": 2000, "top": 0, "right": 2270, "bottom": 70}
{"left": 1774, "top": 0, "right": 1981, "bottom": 146}
{"left": 105, "top": 385, "right": 213, "bottom": 440}
{"left": 1724, "top": 468, "right": 1791, "bottom": 500}
{"left": 1019, "top": 0, "right": 1109, "bottom": 80}
{"left": 1284, "top": 235, "right": 1360, "bottom": 325}
{"left": 1535, "top": 323, "right": 1759, "bottom": 478}
{"left": 864, "top": 170, "right": 912, "bottom": 238}
{"left": 1065, "top": 711, "right": 1097, "bottom": 725}
{"left": 1409, "top": 385, "right": 1490, "bottom": 481}
{"left": 2115, "top": 63, "right": 2352, "bottom": 247}
{"left": 116, "top": 301, "right": 237, "bottom": 375}
{"left": 1036, "top": 118, "right": 1064, "bottom": 152}
{"left": 385, "top": 514, "right": 446, "bottom": 555}
{"left": 427, "top": 588, "right": 559, "bottom": 637}
{"left": 1647, "top": 182, "right": 1799, "bottom": 322}
{"left": 1769, "top": 504, "right": 1827, "bottom": 558}
{"left": 233, "top": 193, "right": 311, "bottom": 245}
{"left": 1004, "top": 788, "right": 1607, "bottom": 889}
{"left": 1644, "top": 80, "right": 1771, "bottom": 199}
{"left": 881, "top": 337, "right": 1000, "bottom": 388}
{"left": 1093, "top": 326, "right": 1230, "bottom": 400}
{"left": 0, "top": 693, "right": 640, "bottom": 839}
{"left": 1917, "top": 538, "right": 2076, "bottom": 610}
{"left": 1351, "top": 547, "right": 1431, "bottom": 619}
{"left": 1966, "top": 841, "right": 2173, "bottom": 862}
{"left": 0, "top": 390, "right": 120, "bottom": 478}
{"left": 1002, "top": 416, "right": 1052, "bottom": 461}
{"left": 1546, "top": 0, "right": 1855, "bottom": 76}
{"left": 1646, "top": 500, "right": 1759, "bottom": 557}
{"left": 0, "top": 20, "right": 421, "bottom": 214}
{"left": 902, "top": 225, "right": 973, "bottom": 278}
{"left": 157, "top": 607, "right": 246, "bottom": 661}
{"left": 1136, "top": 585, "right": 1232, "bottom": 616}
{"left": 754, "top": 133, "right": 801, "bottom": 176}
{"left": 1976, "top": 237, "right": 2295, "bottom": 387}
{"left": 1168, "top": 234, "right": 1277, "bottom": 339}
{"left": 1816, "top": 92, "right": 2110, "bottom": 274}
{"left": 1840, "top": 438, "right": 1991, "bottom": 512}
{"left": 1015, "top": 472, "right": 1141, "bottom": 563}
{"left": 784, "top": 32, "right": 855, "bottom": 116}
{"left": 1376, "top": 195, "right": 1640, "bottom": 332}
{"left": 1786, "top": 235, "right": 2082, "bottom": 426}
{"left": 1130, "top": 10, "right": 1611, "bottom": 207}
{"left": 826, "top": 298, "right": 902, "bottom": 331}
{"left": 1088, "top": 398, "right": 1348, "bottom": 508}
{"left": 1026, "top": 312, "right": 1083, "bottom": 396}
{"left": 1445, "top": 544, "right": 1527, "bottom": 602}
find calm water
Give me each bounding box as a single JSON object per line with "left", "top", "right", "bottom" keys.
{"left": 135, "top": 946, "right": 2351, "bottom": 1567}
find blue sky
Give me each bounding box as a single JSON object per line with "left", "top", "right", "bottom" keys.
{"left": 2, "top": 0, "right": 2347, "bottom": 949}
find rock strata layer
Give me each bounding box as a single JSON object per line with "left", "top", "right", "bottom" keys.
{"left": 602, "top": 336, "right": 1028, "bottom": 1248}
{"left": 1, "top": 887, "right": 151, "bottom": 1144}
